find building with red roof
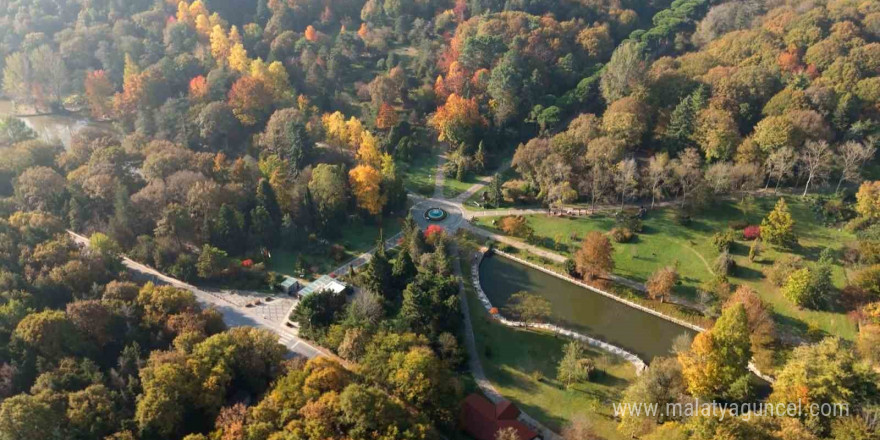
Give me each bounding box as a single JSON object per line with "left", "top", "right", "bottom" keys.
{"left": 459, "top": 393, "right": 541, "bottom": 440}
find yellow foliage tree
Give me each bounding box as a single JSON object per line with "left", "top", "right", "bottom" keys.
{"left": 176, "top": 1, "right": 192, "bottom": 24}
{"left": 210, "top": 24, "right": 230, "bottom": 64}
{"left": 349, "top": 165, "right": 385, "bottom": 215}
{"left": 228, "top": 25, "right": 242, "bottom": 45}
{"left": 322, "top": 111, "right": 347, "bottom": 145}
{"left": 195, "top": 14, "right": 211, "bottom": 37}
{"left": 188, "top": 0, "right": 208, "bottom": 18}
{"left": 357, "top": 131, "right": 382, "bottom": 168}
{"left": 345, "top": 117, "right": 364, "bottom": 149}
{"left": 266, "top": 61, "right": 293, "bottom": 103}
{"left": 228, "top": 43, "right": 249, "bottom": 73}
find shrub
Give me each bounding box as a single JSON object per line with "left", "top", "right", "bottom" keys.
{"left": 767, "top": 256, "right": 805, "bottom": 286}
{"left": 615, "top": 211, "right": 643, "bottom": 232}
{"left": 564, "top": 258, "right": 577, "bottom": 277}
{"left": 714, "top": 251, "right": 736, "bottom": 276}
{"left": 851, "top": 264, "right": 880, "bottom": 299}
{"left": 498, "top": 215, "right": 533, "bottom": 239}
{"left": 742, "top": 225, "right": 760, "bottom": 240}
{"left": 609, "top": 227, "right": 634, "bottom": 243}
{"left": 329, "top": 244, "right": 347, "bottom": 262}
{"left": 711, "top": 229, "right": 737, "bottom": 252}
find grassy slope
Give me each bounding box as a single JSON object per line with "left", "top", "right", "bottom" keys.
{"left": 461, "top": 252, "right": 635, "bottom": 438}
{"left": 473, "top": 196, "right": 857, "bottom": 340}
{"left": 403, "top": 150, "right": 439, "bottom": 197}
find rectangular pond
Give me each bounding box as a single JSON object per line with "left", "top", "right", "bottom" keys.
{"left": 479, "top": 253, "right": 698, "bottom": 362}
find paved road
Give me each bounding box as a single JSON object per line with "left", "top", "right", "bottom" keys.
{"left": 67, "top": 231, "right": 324, "bottom": 359}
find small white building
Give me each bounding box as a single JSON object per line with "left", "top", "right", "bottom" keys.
{"left": 296, "top": 275, "right": 348, "bottom": 298}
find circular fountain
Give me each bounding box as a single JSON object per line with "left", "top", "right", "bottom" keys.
{"left": 424, "top": 207, "right": 448, "bottom": 222}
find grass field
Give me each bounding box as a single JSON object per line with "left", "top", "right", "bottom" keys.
{"left": 472, "top": 196, "right": 858, "bottom": 340}
{"left": 460, "top": 252, "right": 635, "bottom": 438}
{"left": 267, "top": 217, "right": 403, "bottom": 279}
{"left": 403, "top": 150, "right": 440, "bottom": 197}
{"left": 443, "top": 174, "right": 476, "bottom": 198}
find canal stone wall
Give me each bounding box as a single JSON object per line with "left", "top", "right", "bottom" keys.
{"left": 482, "top": 249, "right": 775, "bottom": 384}
{"left": 470, "top": 250, "right": 648, "bottom": 374}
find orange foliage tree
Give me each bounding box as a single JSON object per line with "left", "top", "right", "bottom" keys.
{"left": 349, "top": 165, "right": 385, "bottom": 215}
{"left": 84, "top": 70, "right": 114, "bottom": 119}
{"left": 305, "top": 25, "right": 318, "bottom": 42}
{"left": 375, "top": 103, "right": 398, "bottom": 130}
{"left": 429, "top": 93, "right": 484, "bottom": 147}
{"left": 227, "top": 76, "right": 273, "bottom": 126}
{"left": 573, "top": 231, "right": 614, "bottom": 281}
{"left": 188, "top": 75, "right": 209, "bottom": 102}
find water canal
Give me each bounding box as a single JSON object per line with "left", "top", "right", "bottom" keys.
{"left": 479, "top": 253, "right": 697, "bottom": 362}
{"left": 0, "top": 99, "right": 112, "bottom": 148}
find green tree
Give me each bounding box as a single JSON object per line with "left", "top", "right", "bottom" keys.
{"left": 208, "top": 204, "right": 245, "bottom": 254}
{"left": 13, "top": 310, "right": 82, "bottom": 361}
{"left": 664, "top": 87, "right": 706, "bottom": 153}
{"left": 505, "top": 291, "right": 551, "bottom": 326}
{"left": 66, "top": 384, "right": 120, "bottom": 440}
{"left": 761, "top": 198, "right": 797, "bottom": 247}
{"left": 0, "top": 393, "right": 63, "bottom": 440}
{"left": 617, "top": 357, "right": 687, "bottom": 437}
{"left": 488, "top": 173, "right": 503, "bottom": 208}
{"left": 770, "top": 338, "right": 877, "bottom": 436}
{"left": 599, "top": 41, "right": 647, "bottom": 103}
{"left": 782, "top": 265, "right": 833, "bottom": 309}
{"left": 196, "top": 244, "right": 228, "bottom": 279}
{"left": 557, "top": 341, "right": 594, "bottom": 388}
{"left": 308, "top": 164, "right": 348, "bottom": 232}
{"left": 292, "top": 290, "right": 348, "bottom": 338}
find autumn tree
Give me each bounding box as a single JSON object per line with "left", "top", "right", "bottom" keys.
{"left": 375, "top": 103, "right": 398, "bottom": 130}
{"left": 429, "top": 93, "right": 485, "bottom": 147}
{"left": 646, "top": 266, "right": 678, "bottom": 302}
{"left": 855, "top": 181, "right": 880, "bottom": 222}
{"left": 84, "top": 70, "right": 114, "bottom": 119}
{"left": 228, "top": 76, "right": 273, "bottom": 126}
{"left": 770, "top": 338, "right": 877, "bottom": 436}
{"left": 761, "top": 198, "right": 797, "bottom": 247}
{"left": 678, "top": 303, "right": 752, "bottom": 400}
{"left": 349, "top": 165, "right": 385, "bottom": 215}
{"left": 600, "top": 42, "right": 647, "bottom": 103}
{"left": 574, "top": 231, "right": 614, "bottom": 281}
{"left": 726, "top": 286, "right": 775, "bottom": 370}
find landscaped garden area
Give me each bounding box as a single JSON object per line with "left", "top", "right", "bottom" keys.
{"left": 472, "top": 196, "right": 859, "bottom": 340}
{"left": 268, "top": 217, "right": 403, "bottom": 279}
{"left": 460, "top": 251, "right": 636, "bottom": 439}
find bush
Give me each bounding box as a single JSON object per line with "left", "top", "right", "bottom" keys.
{"left": 742, "top": 225, "right": 760, "bottom": 240}
{"left": 767, "top": 256, "right": 805, "bottom": 286}
{"left": 714, "top": 251, "right": 736, "bottom": 276}
{"left": 329, "top": 244, "right": 347, "bottom": 262}
{"left": 564, "top": 258, "right": 577, "bottom": 277}
{"left": 615, "top": 211, "right": 643, "bottom": 232}
{"left": 609, "top": 227, "right": 634, "bottom": 243}
{"left": 711, "top": 229, "right": 737, "bottom": 252}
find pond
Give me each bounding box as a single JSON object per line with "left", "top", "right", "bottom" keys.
{"left": 479, "top": 253, "right": 697, "bottom": 362}
{"left": 0, "top": 99, "right": 112, "bottom": 148}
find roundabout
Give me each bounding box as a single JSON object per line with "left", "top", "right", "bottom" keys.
{"left": 410, "top": 197, "right": 465, "bottom": 232}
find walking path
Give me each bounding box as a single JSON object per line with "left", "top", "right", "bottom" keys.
{"left": 452, "top": 248, "right": 564, "bottom": 440}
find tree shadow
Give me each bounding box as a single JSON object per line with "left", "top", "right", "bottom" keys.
{"left": 733, "top": 265, "right": 764, "bottom": 281}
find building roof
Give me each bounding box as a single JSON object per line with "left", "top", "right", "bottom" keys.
{"left": 297, "top": 275, "right": 347, "bottom": 297}
{"left": 459, "top": 394, "right": 539, "bottom": 440}
{"left": 279, "top": 277, "right": 298, "bottom": 289}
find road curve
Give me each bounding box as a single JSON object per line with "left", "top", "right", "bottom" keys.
{"left": 67, "top": 230, "right": 324, "bottom": 359}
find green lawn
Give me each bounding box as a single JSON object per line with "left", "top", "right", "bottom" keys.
{"left": 267, "top": 217, "right": 403, "bottom": 279}
{"left": 403, "top": 151, "right": 439, "bottom": 197}
{"left": 460, "top": 251, "right": 635, "bottom": 438}
{"left": 473, "top": 197, "right": 858, "bottom": 340}
{"left": 443, "top": 175, "right": 476, "bottom": 199}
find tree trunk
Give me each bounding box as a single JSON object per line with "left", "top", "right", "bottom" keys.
{"left": 802, "top": 173, "right": 813, "bottom": 197}
{"left": 835, "top": 175, "right": 844, "bottom": 193}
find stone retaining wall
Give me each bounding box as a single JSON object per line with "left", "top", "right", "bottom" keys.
{"left": 470, "top": 250, "right": 648, "bottom": 373}
{"left": 485, "top": 249, "right": 775, "bottom": 384}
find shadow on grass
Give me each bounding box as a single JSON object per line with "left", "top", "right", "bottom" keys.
{"left": 734, "top": 265, "right": 765, "bottom": 281}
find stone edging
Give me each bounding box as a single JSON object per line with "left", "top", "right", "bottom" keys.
{"left": 487, "top": 249, "right": 775, "bottom": 384}
{"left": 470, "top": 250, "right": 648, "bottom": 373}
